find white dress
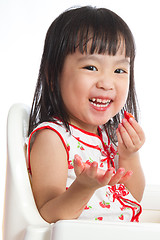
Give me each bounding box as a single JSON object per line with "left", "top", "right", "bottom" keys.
{"left": 27, "top": 119, "right": 142, "bottom": 222}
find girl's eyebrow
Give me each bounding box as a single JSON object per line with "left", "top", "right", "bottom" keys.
{"left": 77, "top": 55, "right": 130, "bottom": 65}
{"left": 77, "top": 55, "right": 101, "bottom": 62}
{"left": 115, "top": 59, "right": 130, "bottom": 65}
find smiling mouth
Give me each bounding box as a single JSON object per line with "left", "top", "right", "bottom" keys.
{"left": 89, "top": 98, "right": 111, "bottom": 108}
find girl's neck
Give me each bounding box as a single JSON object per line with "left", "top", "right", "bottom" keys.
{"left": 69, "top": 119, "right": 99, "bottom": 135}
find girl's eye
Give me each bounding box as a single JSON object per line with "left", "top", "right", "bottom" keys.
{"left": 83, "top": 66, "right": 98, "bottom": 71}
{"left": 114, "top": 69, "right": 126, "bottom": 74}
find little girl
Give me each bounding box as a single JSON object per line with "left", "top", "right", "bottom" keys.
{"left": 27, "top": 6, "right": 145, "bottom": 223}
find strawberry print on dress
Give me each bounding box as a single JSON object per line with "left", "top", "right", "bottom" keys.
{"left": 99, "top": 201, "right": 111, "bottom": 209}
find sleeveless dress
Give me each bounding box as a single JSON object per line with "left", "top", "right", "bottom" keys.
{"left": 27, "top": 119, "right": 142, "bottom": 222}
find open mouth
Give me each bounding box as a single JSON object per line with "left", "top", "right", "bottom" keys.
{"left": 89, "top": 98, "right": 111, "bottom": 108}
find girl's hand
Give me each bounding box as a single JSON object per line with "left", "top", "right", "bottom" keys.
{"left": 116, "top": 112, "right": 145, "bottom": 160}
{"left": 74, "top": 154, "right": 132, "bottom": 190}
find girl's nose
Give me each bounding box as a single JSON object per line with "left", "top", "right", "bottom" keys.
{"left": 96, "top": 74, "right": 114, "bottom": 91}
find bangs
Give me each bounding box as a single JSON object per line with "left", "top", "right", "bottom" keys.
{"left": 65, "top": 7, "right": 135, "bottom": 60}
{"left": 76, "top": 29, "right": 127, "bottom": 56}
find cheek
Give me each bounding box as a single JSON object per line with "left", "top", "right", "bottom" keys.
{"left": 60, "top": 78, "right": 84, "bottom": 107}
{"left": 117, "top": 81, "right": 129, "bottom": 105}
{"left": 123, "top": 83, "right": 130, "bottom": 101}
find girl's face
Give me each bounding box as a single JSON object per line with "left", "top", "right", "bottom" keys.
{"left": 60, "top": 44, "right": 130, "bottom": 134}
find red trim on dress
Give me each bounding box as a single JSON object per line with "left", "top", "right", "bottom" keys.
{"left": 27, "top": 125, "right": 69, "bottom": 174}
{"left": 52, "top": 120, "right": 110, "bottom": 150}
{"left": 53, "top": 117, "right": 105, "bottom": 140}
{"left": 46, "top": 119, "right": 111, "bottom": 150}
{"left": 117, "top": 197, "right": 142, "bottom": 222}
{"left": 69, "top": 122, "right": 103, "bottom": 138}
{"left": 107, "top": 184, "right": 142, "bottom": 222}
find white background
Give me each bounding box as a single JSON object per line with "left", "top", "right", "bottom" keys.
{"left": 0, "top": 0, "right": 160, "bottom": 238}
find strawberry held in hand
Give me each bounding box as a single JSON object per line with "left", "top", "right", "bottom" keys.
{"left": 117, "top": 109, "right": 145, "bottom": 158}
{"left": 124, "top": 111, "right": 134, "bottom": 121}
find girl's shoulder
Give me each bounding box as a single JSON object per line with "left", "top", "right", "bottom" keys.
{"left": 27, "top": 119, "right": 67, "bottom": 145}
{"left": 27, "top": 120, "right": 69, "bottom": 175}
{"left": 30, "top": 119, "right": 65, "bottom": 133}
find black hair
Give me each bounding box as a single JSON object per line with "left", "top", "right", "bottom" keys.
{"left": 28, "top": 6, "right": 138, "bottom": 144}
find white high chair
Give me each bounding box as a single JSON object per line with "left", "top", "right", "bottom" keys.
{"left": 3, "top": 103, "right": 160, "bottom": 240}
{"left": 3, "top": 103, "right": 52, "bottom": 240}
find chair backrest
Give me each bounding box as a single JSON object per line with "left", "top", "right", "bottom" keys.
{"left": 140, "top": 184, "right": 160, "bottom": 223}
{"left": 3, "top": 103, "right": 50, "bottom": 240}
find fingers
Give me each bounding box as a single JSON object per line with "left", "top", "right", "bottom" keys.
{"left": 117, "top": 123, "right": 135, "bottom": 150}
{"left": 117, "top": 117, "right": 145, "bottom": 151}
{"left": 100, "top": 167, "right": 132, "bottom": 186}
{"left": 74, "top": 154, "right": 84, "bottom": 176}
{"left": 88, "top": 162, "right": 98, "bottom": 178}
{"left": 74, "top": 155, "right": 98, "bottom": 178}
{"left": 74, "top": 155, "right": 132, "bottom": 187}
{"left": 107, "top": 168, "right": 125, "bottom": 185}
{"left": 127, "top": 117, "right": 145, "bottom": 142}
{"left": 119, "top": 170, "right": 133, "bottom": 184}
{"left": 99, "top": 168, "right": 115, "bottom": 185}
{"left": 106, "top": 168, "right": 133, "bottom": 186}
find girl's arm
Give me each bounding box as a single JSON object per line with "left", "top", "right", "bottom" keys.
{"left": 30, "top": 129, "right": 132, "bottom": 223}
{"left": 116, "top": 116, "right": 145, "bottom": 202}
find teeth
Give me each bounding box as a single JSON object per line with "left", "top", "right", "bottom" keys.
{"left": 90, "top": 98, "right": 111, "bottom": 107}
{"left": 90, "top": 98, "right": 111, "bottom": 104}
{"left": 102, "top": 99, "right": 108, "bottom": 104}
{"left": 90, "top": 102, "right": 110, "bottom": 107}
{"left": 97, "top": 98, "right": 102, "bottom": 103}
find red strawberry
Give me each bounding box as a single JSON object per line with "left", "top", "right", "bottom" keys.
{"left": 120, "top": 206, "right": 126, "bottom": 211}
{"left": 95, "top": 217, "right": 103, "bottom": 221}
{"left": 84, "top": 205, "right": 92, "bottom": 210}
{"left": 68, "top": 160, "right": 74, "bottom": 169}
{"left": 67, "top": 144, "right": 70, "bottom": 151}
{"left": 100, "top": 163, "right": 104, "bottom": 168}
{"left": 80, "top": 146, "right": 85, "bottom": 150}
{"left": 124, "top": 111, "right": 134, "bottom": 121}
{"left": 119, "top": 214, "right": 124, "bottom": 220}
{"left": 86, "top": 160, "right": 92, "bottom": 166}
{"left": 84, "top": 206, "right": 89, "bottom": 210}
{"left": 68, "top": 165, "right": 74, "bottom": 169}
{"left": 99, "top": 201, "right": 110, "bottom": 209}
